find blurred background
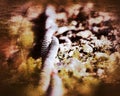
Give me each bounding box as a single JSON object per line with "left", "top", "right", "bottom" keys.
{"left": 0, "top": 0, "right": 120, "bottom": 96}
